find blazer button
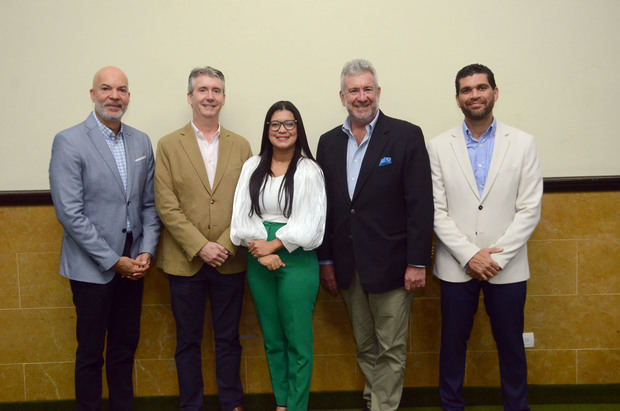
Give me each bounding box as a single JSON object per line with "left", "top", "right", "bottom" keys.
{"left": 350, "top": 209, "right": 356, "bottom": 214}
{"left": 478, "top": 205, "right": 483, "bottom": 210}
{"left": 210, "top": 199, "right": 215, "bottom": 204}
{"left": 122, "top": 228, "right": 127, "bottom": 233}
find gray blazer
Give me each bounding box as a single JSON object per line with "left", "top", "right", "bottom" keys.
{"left": 49, "top": 113, "right": 160, "bottom": 284}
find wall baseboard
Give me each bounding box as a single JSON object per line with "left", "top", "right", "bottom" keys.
{"left": 0, "top": 384, "right": 618, "bottom": 409}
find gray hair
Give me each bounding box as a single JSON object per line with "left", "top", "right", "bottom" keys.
{"left": 340, "top": 59, "right": 378, "bottom": 91}
{"left": 187, "top": 66, "right": 225, "bottom": 94}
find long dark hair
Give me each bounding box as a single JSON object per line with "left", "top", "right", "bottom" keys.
{"left": 248, "top": 101, "right": 315, "bottom": 218}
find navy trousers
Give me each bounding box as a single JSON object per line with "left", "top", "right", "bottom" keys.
{"left": 439, "top": 279, "right": 529, "bottom": 411}
{"left": 70, "top": 234, "right": 143, "bottom": 411}
{"left": 168, "top": 264, "right": 245, "bottom": 411}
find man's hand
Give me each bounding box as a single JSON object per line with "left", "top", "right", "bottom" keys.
{"left": 466, "top": 248, "right": 503, "bottom": 281}
{"left": 258, "top": 254, "right": 285, "bottom": 271}
{"left": 113, "top": 256, "right": 148, "bottom": 280}
{"left": 135, "top": 252, "right": 151, "bottom": 269}
{"left": 126, "top": 252, "right": 152, "bottom": 280}
{"left": 198, "top": 242, "right": 230, "bottom": 267}
{"left": 404, "top": 266, "right": 426, "bottom": 292}
{"left": 248, "top": 239, "right": 283, "bottom": 258}
{"left": 319, "top": 263, "right": 339, "bottom": 296}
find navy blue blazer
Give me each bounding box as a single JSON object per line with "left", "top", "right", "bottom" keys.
{"left": 316, "top": 111, "right": 433, "bottom": 293}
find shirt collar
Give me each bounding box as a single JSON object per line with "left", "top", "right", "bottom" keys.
{"left": 342, "top": 110, "right": 380, "bottom": 143}
{"left": 92, "top": 111, "right": 124, "bottom": 140}
{"left": 463, "top": 117, "right": 497, "bottom": 144}
{"left": 191, "top": 121, "right": 220, "bottom": 143}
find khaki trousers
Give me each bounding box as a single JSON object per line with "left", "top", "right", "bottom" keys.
{"left": 341, "top": 273, "right": 413, "bottom": 411}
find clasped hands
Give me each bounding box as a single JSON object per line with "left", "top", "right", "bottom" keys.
{"left": 113, "top": 252, "right": 151, "bottom": 280}
{"left": 198, "top": 242, "right": 231, "bottom": 267}
{"left": 248, "top": 239, "right": 285, "bottom": 271}
{"left": 466, "top": 247, "right": 503, "bottom": 281}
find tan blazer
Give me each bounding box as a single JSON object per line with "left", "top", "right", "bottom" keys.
{"left": 154, "top": 123, "right": 252, "bottom": 276}
{"left": 427, "top": 121, "right": 543, "bottom": 284}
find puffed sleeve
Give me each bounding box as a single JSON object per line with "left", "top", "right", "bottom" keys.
{"left": 276, "top": 158, "right": 327, "bottom": 252}
{"left": 230, "top": 156, "right": 268, "bottom": 247}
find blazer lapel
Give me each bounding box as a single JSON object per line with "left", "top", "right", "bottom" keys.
{"left": 352, "top": 112, "right": 389, "bottom": 202}
{"left": 480, "top": 122, "right": 510, "bottom": 202}
{"left": 449, "top": 127, "right": 480, "bottom": 200}
{"left": 179, "top": 123, "right": 212, "bottom": 194}
{"left": 211, "top": 128, "right": 232, "bottom": 192}
{"left": 86, "top": 117, "right": 126, "bottom": 196}
{"left": 325, "top": 129, "right": 352, "bottom": 206}
{"left": 124, "top": 127, "right": 135, "bottom": 196}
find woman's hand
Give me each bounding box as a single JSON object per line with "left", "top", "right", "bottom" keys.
{"left": 258, "top": 254, "right": 286, "bottom": 271}
{"left": 249, "top": 238, "right": 283, "bottom": 258}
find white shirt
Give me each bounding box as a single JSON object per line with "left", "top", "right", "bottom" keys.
{"left": 192, "top": 122, "right": 220, "bottom": 188}
{"left": 259, "top": 174, "right": 288, "bottom": 224}
{"left": 230, "top": 155, "right": 327, "bottom": 253}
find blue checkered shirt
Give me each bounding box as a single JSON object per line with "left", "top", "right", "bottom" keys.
{"left": 92, "top": 112, "right": 131, "bottom": 231}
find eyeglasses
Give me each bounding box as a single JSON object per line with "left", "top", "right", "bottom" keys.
{"left": 268, "top": 120, "right": 297, "bottom": 131}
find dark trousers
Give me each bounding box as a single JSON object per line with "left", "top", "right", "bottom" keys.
{"left": 70, "top": 234, "right": 143, "bottom": 411}
{"left": 439, "top": 279, "right": 529, "bottom": 411}
{"left": 168, "top": 264, "right": 245, "bottom": 411}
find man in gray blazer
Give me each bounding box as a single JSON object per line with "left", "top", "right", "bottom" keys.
{"left": 49, "top": 66, "right": 160, "bottom": 411}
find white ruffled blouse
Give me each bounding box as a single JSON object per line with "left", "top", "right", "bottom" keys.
{"left": 230, "top": 155, "right": 327, "bottom": 253}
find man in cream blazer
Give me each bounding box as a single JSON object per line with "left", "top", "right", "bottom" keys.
{"left": 428, "top": 64, "right": 542, "bottom": 411}
{"left": 155, "top": 66, "right": 251, "bottom": 411}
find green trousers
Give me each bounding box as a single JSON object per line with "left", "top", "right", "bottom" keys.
{"left": 247, "top": 221, "right": 319, "bottom": 411}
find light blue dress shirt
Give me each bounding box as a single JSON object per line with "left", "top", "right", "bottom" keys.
{"left": 463, "top": 118, "right": 496, "bottom": 197}
{"left": 319, "top": 111, "right": 380, "bottom": 266}
{"left": 343, "top": 111, "right": 380, "bottom": 199}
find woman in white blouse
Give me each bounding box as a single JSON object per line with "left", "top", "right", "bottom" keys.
{"left": 231, "top": 101, "right": 326, "bottom": 411}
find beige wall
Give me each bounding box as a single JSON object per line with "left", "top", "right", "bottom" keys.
{"left": 0, "top": 191, "right": 618, "bottom": 402}
{"left": 1, "top": 0, "right": 620, "bottom": 191}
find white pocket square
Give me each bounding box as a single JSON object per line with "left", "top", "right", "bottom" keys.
{"left": 135, "top": 156, "right": 146, "bottom": 162}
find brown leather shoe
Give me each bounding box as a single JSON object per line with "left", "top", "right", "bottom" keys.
{"left": 232, "top": 407, "right": 245, "bottom": 411}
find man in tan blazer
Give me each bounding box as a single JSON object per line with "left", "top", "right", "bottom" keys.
{"left": 428, "top": 64, "right": 542, "bottom": 411}
{"left": 155, "top": 66, "right": 251, "bottom": 411}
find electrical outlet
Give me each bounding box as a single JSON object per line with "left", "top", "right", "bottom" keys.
{"left": 523, "top": 332, "right": 535, "bottom": 348}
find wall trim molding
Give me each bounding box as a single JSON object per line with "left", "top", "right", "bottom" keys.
{"left": 0, "top": 190, "right": 52, "bottom": 205}
{"left": 1, "top": 176, "right": 619, "bottom": 206}
{"left": 544, "top": 175, "right": 620, "bottom": 193}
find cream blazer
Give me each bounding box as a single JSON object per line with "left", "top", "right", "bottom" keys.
{"left": 427, "top": 121, "right": 543, "bottom": 284}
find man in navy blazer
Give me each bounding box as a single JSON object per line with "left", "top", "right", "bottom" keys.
{"left": 49, "top": 66, "right": 160, "bottom": 411}
{"left": 317, "top": 59, "right": 433, "bottom": 411}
